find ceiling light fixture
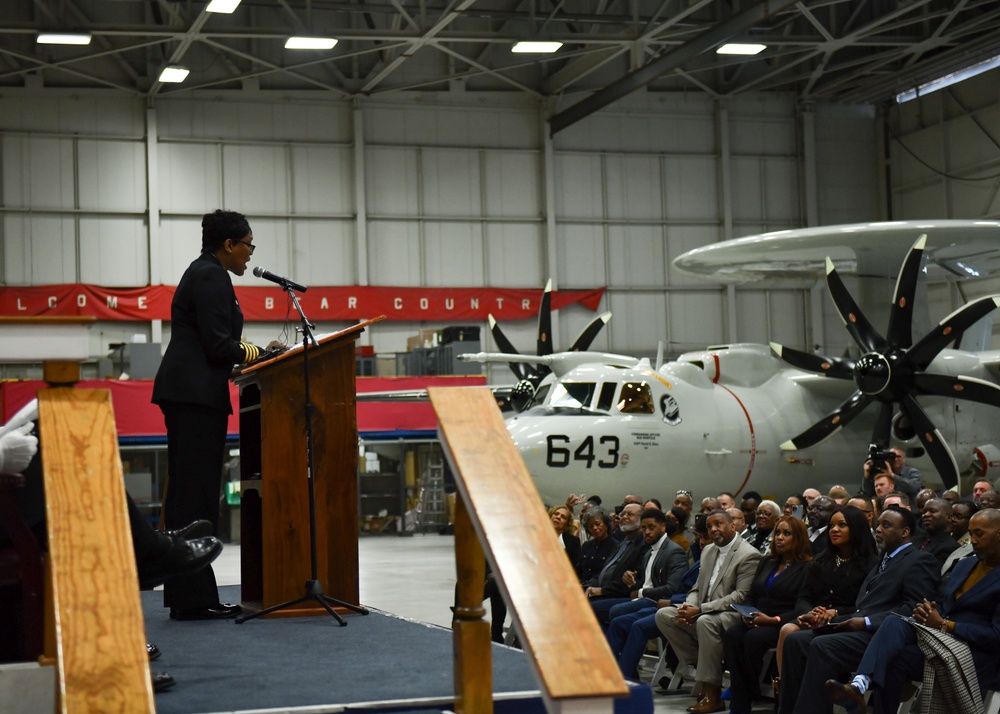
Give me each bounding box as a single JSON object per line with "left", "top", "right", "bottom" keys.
{"left": 206, "top": 0, "right": 242, "bottom": 13}
{"left": 896, "top": 54, "right": 1000, "bottom": 103}
{"left": 158, "top": 65, "right": 190, "bottom": 83}
{"left": 37, "top": 33, "right": 92, "bottom": 46}
{"left": 716, "top": 43, "right": 766, "bottom": 55}
{"left": 512, "top": 41, "right": 562, "bottom": 54}
{"left": 284, "top": 37, "right": 339, "bottom": 50}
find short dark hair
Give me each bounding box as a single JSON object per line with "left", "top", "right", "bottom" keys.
{"left": 640, "top": 508, "right": 668, "bottom": 525}
{"left": 884, "top": 504, "right": 917, "bottom": 535}
{"left": 646, "top": 498, "right": 663, "bottom": 510}
{"left": 202, "top": 209, "right": 251, "bottom": 253}
{"left": 742, "top": 490, "right": 762, "bottom": 502}
{"left": 669, "top": 506, "right": 689, "bottom": 526}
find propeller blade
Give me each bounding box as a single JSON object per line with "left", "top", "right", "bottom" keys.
{"left": 770, "top": 342, "right": 854, "bottom": 380}
{"left": 898, "top": 394, "right": 960, "bottom": 489}
{"left": 825, "top": 257, "right": 885, "bottom": 353}
{"left": 488, "top": 314, "right": 529, "bottom": 381}
{"left": 913, "top": 373, "right": 1000, "bottom": 408}
{"left": 569, "top": 312, "right": 611, "bottom": 352}
{"left": 907, "top": 296, "right": 1000, "bottom": 369}
{"left": 885, "top": 234, "right": 926, "bottom": 349}
{"left": 780, "top": 390, "right": 871, "bottom": 450}
{"left": 537, "top": 279, "right": 553, "bottom": 357}
{"left": 871, "top": 401, "right": 894, "bottom": 449}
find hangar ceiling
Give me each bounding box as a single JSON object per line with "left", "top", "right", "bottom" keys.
{"left": 3, "top": 0, "right": 1000, "bottom": 129}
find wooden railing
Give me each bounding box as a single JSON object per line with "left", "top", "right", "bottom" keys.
{"left": 39, "top": 389, "right": 154, "bottom": 713}
{"left": 430, "top": 387, "right": 629, "bottom": 714}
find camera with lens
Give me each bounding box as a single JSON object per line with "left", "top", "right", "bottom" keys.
{"left": 868, "top": 444, "right": 895, "bottom": 474}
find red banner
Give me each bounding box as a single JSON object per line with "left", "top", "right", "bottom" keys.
{"left": 0, "top": 284, "right": 605, "bottom": 322}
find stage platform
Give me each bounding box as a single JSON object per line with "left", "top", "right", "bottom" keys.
{"left": 142, "top": 586, "right": 653, "bottom": 714}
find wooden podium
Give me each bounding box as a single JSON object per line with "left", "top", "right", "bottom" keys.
{"left": 233, "top": 318, "right": 381, "bottom": 616}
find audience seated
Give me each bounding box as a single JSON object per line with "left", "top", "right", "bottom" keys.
{"left": 747, "top": 500, "right": 780, "bottom": 555}
{"left": 777, "top": 506, "right": 940, "bottom": 714}
{"left": 917, "top": 498, "right": 960, "bottom": 566}
{"left": 774, "top": 505, "right": 878, "bottom": 696}
{"left": 826, "top": 508, "right": 1000, "bottom": 714}
{"left": 584, "top": 503, "right": 647, "bottom": 624}
{"left": 806, "top": 496, "right": 837, "bottom": 556}
{"left": 603, "top": 509, "right": 688, "bottom": 679}
{"left": 722, "top": 515, "right": 812, "bottom": 714}
{"left": 575, "top": 508, "right": 617, "bottom": 583}
{"left": 656, "top": 510, "right": 762, "bottom": 713}
{"left": 548, "top": 505, "right": 581, "bottom": 567}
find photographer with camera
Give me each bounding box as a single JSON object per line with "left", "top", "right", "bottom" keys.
{"left": 862, "top": 445, "right": 920, "bottom": 503}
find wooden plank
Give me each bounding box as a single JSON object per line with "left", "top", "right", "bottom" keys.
{"left": 39, "top": 389, "right": 154, "bottom": 714}
{"left": 429, "top": 387, "right": 628, "bottom": 703}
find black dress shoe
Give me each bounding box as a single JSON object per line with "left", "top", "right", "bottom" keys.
{"left": 138, "top": 536, "right": 223, "bottom": 589}
{"left": 164, "top": 519, "right": 213, "bottom": 540}
{"left": 147, "top": 643, "right": 161, "bottom": 661}
{"left": 170, "top": 602, "right": 242, "bottom": 620}
{"left": 825, "top": 679, "right": 865, "bottom": 711}
{"left": 152, "top": 672, "right": 176, "bottom": 693}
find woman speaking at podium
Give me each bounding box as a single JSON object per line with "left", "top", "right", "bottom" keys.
{"left": 153, "top": 209, "right": 276, "bottom": 621}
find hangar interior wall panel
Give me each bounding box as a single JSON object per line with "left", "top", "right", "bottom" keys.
{"left": 887, "top": 67, "right": 1000, "bottom": 347}
{"left": 1, "top": 90, "right": 881, "bottom": 361}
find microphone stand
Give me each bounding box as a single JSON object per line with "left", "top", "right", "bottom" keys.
{"left": 236, "top": 283, "right": 368, "bottom": 625}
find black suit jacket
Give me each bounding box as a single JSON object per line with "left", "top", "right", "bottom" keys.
{"left": 745, "top": 557, "right": 811, "bottom": 623}
{"left": 560, "top": 532, "right": 582, "bottom": 567}
{"left": 153, "top": 253, "right": 246, "bottom": 413}
{"left": 837, "top": 543, "right": 940, "bottom": 628}
{"left": 599, "top": 533, "right": 648, "bottom": 597}
{"left": 634, "top": 537, "right": 688, "bottom": 601}
{"left": 917, "top": 530, "right": 960, "bottom": 566}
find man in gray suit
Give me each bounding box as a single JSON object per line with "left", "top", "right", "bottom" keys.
{"left": 655, "top": 509, "right": 763, "bottom": 713}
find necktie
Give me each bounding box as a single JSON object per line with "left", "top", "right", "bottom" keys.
{"left": 879, "top": 554, "right": 890, "bottom": 572}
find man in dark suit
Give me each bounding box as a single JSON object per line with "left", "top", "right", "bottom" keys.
{"left": 604, "top": 509, "right": 689, "bottom": 678}
{"left": 807, "top": 496, "right": 837, "bottom": 556}
{"left": 778, "top": 506, "right": 940, "bottom": 714}
{"left": 916, "top": 498, "right": 960, "bottom": 566}
{"left": 826, "top": 508, "right": 1000, "bottom": 714}
{"left": 586, "top": 503, "right": 648, "bottom": 624}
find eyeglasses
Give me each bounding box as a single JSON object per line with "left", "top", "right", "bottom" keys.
{"left": 238, "top": 239, "right": 256, "bottom": 255}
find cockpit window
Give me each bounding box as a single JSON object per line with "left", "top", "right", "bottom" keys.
{"left": 533, "top": 384, "right": 551, "bottom": 407}
{"left": 549, "top": 382, "right": 596, "bottom": 409}
{"left": 617, "top": 382, "right": 654, "bottom": 414}
{"left": 596, "top": 383, "right": 616, "bottom": 412}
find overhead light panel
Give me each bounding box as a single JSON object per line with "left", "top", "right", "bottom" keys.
{"left": 158, "top": 65, "right": 190, "bottom": 83}
{"left": 284, "top": 37, "right": 338, "bottom": 50}
{"left": 896, "top": 54, "right": 1000, "bottom": 103}
{"left": 37, "top": 33, "right": 92, "bottom": 46}
{"left": 512, "top": 41, "right": 562, "bottom": 54}
{"left": 717, "top": 43, "right": 766, "bottom": 55}
{"left": 206, "top": 0, "right": 242, "bottom": 13}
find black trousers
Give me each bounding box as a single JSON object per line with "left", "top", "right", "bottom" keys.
{"left": 160, "top": 401, "right": 228, "bottom": 610}
{"left": 723, "top": 621, "right": 780, "bottom": 712}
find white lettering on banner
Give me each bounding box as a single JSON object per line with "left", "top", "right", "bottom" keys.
{"left": 77, "top": 294, "right": 86, "bottom": 307}
{"left": 138, "top": 296, "right": 147, "bottom": 310}
{"left": 265, "top": 297, "right": 274, "bottom": 310}
{"left": 420, "top": 298, "right": 428, "bottom": 310}
{"left": 321, "top": 297, "right": 330, "bottom": 310}
{"left": 348, "top": 297, "right": 357, "bottom": 309}
{"left": 106, "top": 296, "right": 118, "bottom": 309}
{"left": 522, "top": 299, "right": 531, "bottom": 310}
{"left": 445, "top": 298, "right": 454, "bottom": 310}
{"left": 470, "top": 298, "right": 478, "bottom": 310}
{"left": 495, "top": 298, "right": 503, "bottom": 309}
{"left": 16, "top": 298, "right": 26, "bottom": 311}
{"left": 48, "top": 297, "right": 57, "bottom": 308}
{"left": 394, "top": 298, "right": 402, "bottom": 309}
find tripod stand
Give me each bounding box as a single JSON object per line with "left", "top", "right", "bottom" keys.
{"left": 236, "top": 286, "right": 368, "bottom": 626}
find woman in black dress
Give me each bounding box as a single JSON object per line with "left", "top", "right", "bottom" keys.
{"left": 723, "top": 515, "right": 813, "bottom": 714}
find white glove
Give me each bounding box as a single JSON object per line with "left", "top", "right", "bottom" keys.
{"left": 0, "top": 422, "right": 38, "bottom": 474}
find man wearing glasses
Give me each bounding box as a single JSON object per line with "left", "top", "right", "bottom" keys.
{"left": 862, "top": 447, "right": 920, "bottom": 502}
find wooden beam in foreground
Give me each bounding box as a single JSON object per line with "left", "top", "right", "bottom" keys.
{"left": 430, "top": 387, "right": 628, "bottom": 714}
{"left": 39, "top": 389, "right": 154, "bottom": 714}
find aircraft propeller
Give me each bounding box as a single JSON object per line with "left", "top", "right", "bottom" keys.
{"left": 771, "top": 234, "right": 1000, "bottom": 488}
{"left": 489, "top": 279, "right": 611, "bottom": 409}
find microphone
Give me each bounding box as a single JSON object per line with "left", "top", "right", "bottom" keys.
{"left": 252, "top": 266, "right": 308, "bottom": 293}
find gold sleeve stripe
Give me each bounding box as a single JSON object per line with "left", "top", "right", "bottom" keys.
{"left": 240, "top": 342, "right": 259, "bottom": 364}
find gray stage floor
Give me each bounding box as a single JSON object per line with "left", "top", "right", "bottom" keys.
{"left": 201, "top": 534, "right": 773, "bottom": 714}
